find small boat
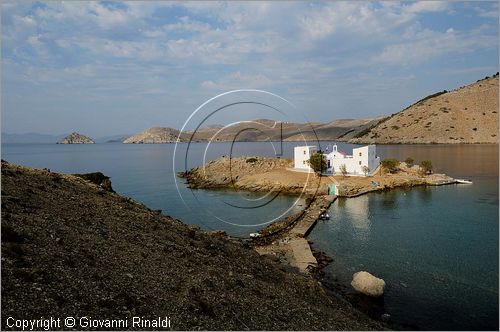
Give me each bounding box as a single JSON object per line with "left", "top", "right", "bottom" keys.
{"left": 319, "top": 212, "right": 330, "bottom": 220}
{"left": 249, "top": 232, "right": 261, "bottom": 238}
{"left": 456, "top": 179, "right": 473, "bottom": 184}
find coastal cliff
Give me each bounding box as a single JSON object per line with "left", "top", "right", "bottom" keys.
{"left": 57, "top": 132, "right": 94, "bottom": 144}
{"left": 1, "top": 161, "right": 382, "bottom": 330}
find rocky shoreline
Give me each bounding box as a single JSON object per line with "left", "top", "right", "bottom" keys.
{"left": 253, "top": 195, "right": 337, "bottom": 273}
{"left": 179, "top": 157, "right": 455, "bottom": 270}
{"left": 178, "top": 155, "right": 457, "bottom": 323}
{"left": 180, "top": 156, "right": 455, "bottom": 199}
{"left": 1, "top": 160, "right": 385, "bottom": 330}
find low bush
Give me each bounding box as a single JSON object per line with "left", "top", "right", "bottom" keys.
{"left": 404, "top": 157, "right": 414, "bottom": 167}
{"left": 420, "top": 160, "right": 433, "bottom": 175}
{"left": 381, "top": 158, "right": 400, "bottom": 173}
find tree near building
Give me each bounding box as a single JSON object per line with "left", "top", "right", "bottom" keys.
{"left": 381, "top": 158, "right": 400, "bottom": 173}
{"left": 339, "top": 164, "right": 348, "bottom": 177}
{"left": 361, "top": 165, "right": 370, "bottom": 176}
{"left": 308, "top": 152, "right": 327, "bottom": 175}
{"left": 420, "top": 160, "right": 433, "bottom": 175}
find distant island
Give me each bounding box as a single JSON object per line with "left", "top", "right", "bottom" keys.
{"left": 123, "top": 127, "right": 186, "bottom": 144}
{"left": 57, "top": 132, "right": 95, "bottom": 144}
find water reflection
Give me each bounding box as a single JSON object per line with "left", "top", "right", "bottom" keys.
{"left": 375, "top": 144, "right": 498, "bottom": 178}
{"left": 332, "top": 195, "right": 371, "bottom": 241}
{"left": 379, "top": 191, "right": 398, "bottom": 210}
{"left": 417, "top": 186, "right": 432, "bottom": 202}
{"left": 311, "top": 175, "right": 499, "bottom": 330}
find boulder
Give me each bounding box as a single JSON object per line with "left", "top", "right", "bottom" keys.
{"left": 351, "top": 271, "right": 385, "bottom": 297}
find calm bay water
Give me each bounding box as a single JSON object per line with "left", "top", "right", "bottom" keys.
{"left": 1, "top": 142, "right": 498, "bottom": 330}
{"left": 309, "top": 144, "right": 499, "bottom": 330}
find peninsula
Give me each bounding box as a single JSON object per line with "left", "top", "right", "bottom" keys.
{"left": 180, "top": 155, "right": 454, "bottom": 198}
{"left": 179, "top": 152, "right": 454, "bottom": 274}
{"left": 123, "top": 127, "right": 187, "bottom": 144}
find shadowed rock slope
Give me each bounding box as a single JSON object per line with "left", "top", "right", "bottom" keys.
{"left": 1, "top": 161, "right": 383, "bottom": 330}
{"left": 350, "top": 74, "right": 499, "bottom": 144}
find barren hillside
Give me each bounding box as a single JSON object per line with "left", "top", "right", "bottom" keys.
{"left": 349, "top": 74, "right": 499, "bottom": 144}
{"left": 1, "top": 161, "right": 382, "bottom": 330}
{"left": 285, "top": 118, "right": 382, "bottom": 142}
{"left": 185, "top": 118, "right": 377, "bottom": 143}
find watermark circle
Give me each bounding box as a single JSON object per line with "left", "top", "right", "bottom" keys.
{"left": 173, "top": 89, "right": 322, "bottom": 230}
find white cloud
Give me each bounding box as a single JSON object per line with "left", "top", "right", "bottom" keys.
{"left": 404, "top": 1, "right": 448, "bottom": 14}
{"left": 474, "top": 5, "right": 499, "bottom": 18}
{"left": 164, "top": 16, "right": 212, "bottom": 33}
{"left": 200, "top": 72, "right": 275, "bottom": 90}
{"left": 2, "top": 1, "right": 498, "bottom": 136}
{"left": 371, "top": 28, "right": 497, "bottom": 66}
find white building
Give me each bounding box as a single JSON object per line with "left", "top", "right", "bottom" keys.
{"left": 294, "top": 145, "right": 318, "bottom": 171}
{"left": 293, "top": 144, "right": 380, "bottom": 175}
{"left": 325, "top": 144, "right": 380, "bottom": 175}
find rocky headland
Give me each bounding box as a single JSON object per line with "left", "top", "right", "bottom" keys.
{"left": 57, "top": 132, "right": 94, "bottom": 144}
{"left": 1, "top": 160, "right": 383, "bottom": 330}
{"left": 123, "top": 127, "right": 188, "bottom": 144}
{"left": 178, "top": 156, "right": 322, "bottom": 195}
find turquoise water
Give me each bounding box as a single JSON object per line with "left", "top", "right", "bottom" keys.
{"left": 1, "top": 142, "right": 314, "bottom": 237}
{"left": 309, "top": 145, "right": 499, "bottom": 330}
{"left": 2, "top": 142, "right": 498, "bottom": 329}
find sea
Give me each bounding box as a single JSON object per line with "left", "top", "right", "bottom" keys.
{"left": 2, "top": 142, "right": 498, "bottom": 330}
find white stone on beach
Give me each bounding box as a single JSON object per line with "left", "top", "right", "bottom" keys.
{"left": 351, "top": 271, "right": 385, "bottom": 297}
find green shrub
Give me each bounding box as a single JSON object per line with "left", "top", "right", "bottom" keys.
{"left": 339, "top": 164, "right": 348, "bottom": 177}
{"left": 404, "top": 157, "right": 414, "bottom": 167}
{"left": 308, "top": 153, "right": 327, "bottom": 175}
{"left": 246, "top": 157, "right": 258, "bottom": 163}
{"left": 381, "top": 158, "right": 400, "bottom": 173}
{"left": 420, "top": 160, "right": 433, "bottom": 175}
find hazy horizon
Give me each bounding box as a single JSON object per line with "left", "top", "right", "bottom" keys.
{"left": 2, "top": 1, "right": 498, "bottom": 137}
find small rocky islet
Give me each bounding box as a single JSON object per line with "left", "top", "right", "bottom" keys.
{"left": 57, "top": 132, "right": 94, "bottom": 144}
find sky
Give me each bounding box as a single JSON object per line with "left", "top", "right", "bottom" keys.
{"left": 1, "top": 1, "right": 498, "bottom": 137}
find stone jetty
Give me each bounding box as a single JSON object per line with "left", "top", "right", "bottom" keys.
{"left": 255, "top": 195, "right": 336, "bottom": 273}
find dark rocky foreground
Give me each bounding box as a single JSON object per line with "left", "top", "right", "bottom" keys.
{"left": 1, "top": 161, "right": 384, "bottom": 330}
